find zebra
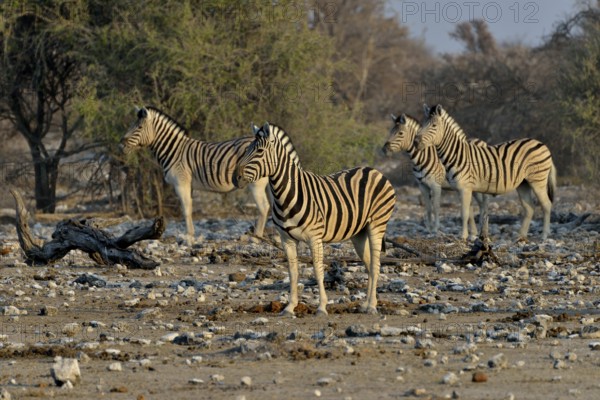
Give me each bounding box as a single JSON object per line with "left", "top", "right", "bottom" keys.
{"left": 415, "top": 104, "right": 556, "bottom": 240}
{"left": 234, "top": 122, "right": 396, "bottom": 316}
{"left": 382, "top": 113, "right": 489, "bottom": 235}
{"left": 120, "top": 106, "right": 270, "bottom": 244}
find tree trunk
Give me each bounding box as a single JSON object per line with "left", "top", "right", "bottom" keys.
{"left": 29, "top": 143, "right": 59, "bottom": 213}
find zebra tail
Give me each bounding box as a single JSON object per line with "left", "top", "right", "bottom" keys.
{"left": 547, "top": 163, "right": 557, "bottom": 203}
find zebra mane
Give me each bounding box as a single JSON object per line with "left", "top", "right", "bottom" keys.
{"left": 402, "top": 114, "right": 421, "bottom": 133}
{"left": 428, "top": 104, "right": 468, "bottom": 142}
{"left": 145, "top": 106, "right": 190, "bottom": 137}
{"left": 266, "top": 123, "right": 301, "bottom": 167}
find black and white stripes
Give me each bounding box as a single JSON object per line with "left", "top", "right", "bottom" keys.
{"left": 383, "top": 113, "right": 488, "bottom": 235}
{"left": 120, "top": 107, "right": 270, "bottom": 243}
{"left": 235, "top": 123, "right": 396, "bottom": 316}
{"left": 415, "top": 104, "right": 556, "bottom": 240}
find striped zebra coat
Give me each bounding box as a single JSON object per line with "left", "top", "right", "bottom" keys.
{"left": 415, "top": 104, "right": 556, "bottom": 240}
{"left": 383, "top": 113, "right": 489, "bottom": 235}
{"left": 234, "top": 122, "right": 397, "bottom": 316}
{"left": 120, "top": 107, "right": 270, "bottom": 244}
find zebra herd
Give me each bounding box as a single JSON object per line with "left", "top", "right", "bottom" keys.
{"left": 120, "top": 104, "right": 557, "bottom": 315}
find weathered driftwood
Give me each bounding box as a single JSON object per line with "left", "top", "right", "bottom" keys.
{"left": 10, "top": 189, "right": 163, "bottom": 269}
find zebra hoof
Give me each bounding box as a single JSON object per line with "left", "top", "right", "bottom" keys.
{"left": 280, "top": 307, "right": 296, "bottom": 318}
{"left": 515, "top": 236, "right": 528, "bottom": 244}
{"left": 359, "top": 303, "right": 378, "bottom": 314}
{"left": 315, "top": 308, "right": 328, "bottom": 317}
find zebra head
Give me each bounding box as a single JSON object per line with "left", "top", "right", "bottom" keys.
{"left": 120, "top": 107, "right": 154, "bottom": 154}
{"left": 234, "top": 122, "right": 277, "bottom": 189}
{"left": 383, "top": 113, "right": 420, "bottom": 155}
{"left": 415, "top": 104, "right": 444, "bottom": 151}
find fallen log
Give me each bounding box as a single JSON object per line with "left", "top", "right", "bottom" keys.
{"left": 10, "top": 189, "right": 163, "bottom": 269}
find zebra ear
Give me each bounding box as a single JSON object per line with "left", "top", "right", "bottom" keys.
{"left": 434, "top": 104, "right": 443, "bottom": 115}
{"left": 423, "top": 103, "right": 430, "bottom": 117}
{"left": 137, "top": 107, "right": 148, "bottom": 119}
{"left": 251, "top": 123, "right": 260, "bottom": 136}
{"left": 399, "top": 114, "right": 406, "bottom": 124}
{"left": 134, "top": 106, "right": 141, "bottom": 113}
{"left": 390, "top": 114, "right": 397, "bottom": 121}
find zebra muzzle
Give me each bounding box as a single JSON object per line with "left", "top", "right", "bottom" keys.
{"left": 233, "top": 167, "right": 248, "bottom": 189}
{"left": 382, "top": 143, "right": 393, "bottom": 156}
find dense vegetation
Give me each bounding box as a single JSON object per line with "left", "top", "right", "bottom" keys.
{"left": 1, "top": 0, "right": 598, "bottom": 215}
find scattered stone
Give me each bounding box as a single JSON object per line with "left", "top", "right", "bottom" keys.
{"left": 415, "top": 339, "right": 435, "bottom": 349}
{"left": 588, "top": 342, "right": 600, "bottom": 351}
{"left": 241, "top": 376, "right": 252, "bottom": 387}
{"left": 51, "top": 358, "right": 81, "bottom": 386}
{"left": 189, "top": 378, "right": 204, "bottom": 385}
{"left": 1, "top": 306, "right": 22, "bottom": 316}
{"left": 73, "top": 273, "right": 106, "bottom": 288}
{"left": 565, "top": 352, "right": 577, "bottom": 362}
{"left": 409, "top": 388, "right": 427, "bottom": 396}
{"left": 40, "top": 305, "right": 58, "bottom": 316}
{"left": 442, "top": 372, "right": 459, "bottom": 385}
{"left": 472, "top": 372, "right": 488, "bottom": 383}
{"left": 345, "top": 324, "right": 371, "bottom": 337}
{"left": 229, "top": 272, "right": 246, "bottom": 282}
{"left": 553, "top": 360, "right": 566, "bottom": 369}
{"left": 581, "top": 326, "right": 600, "bottom": 339}
{"left": 136, "top": 307, "right": 162, "bottom": 320}
{"left": 108, "top": 362, "right": 122, "bottom": 371}
{"left": 251, "top": 317, "right": 269, "bottom": 326}
{"left": 62, "top": 323, "right": 81, "bottom": 337}
{"left": 488, "top": 353, "right": 508, "bottom": 369}
{"left": 210, "top": 374, "right": 225, "bottom": 382}
{"left": 317, "top": 377, "right": 334, "bottom": 386}
{"left": 380, "top": 326, "right": 405, "bottom": 337}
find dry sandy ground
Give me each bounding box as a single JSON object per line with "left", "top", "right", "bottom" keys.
{"left": 0, "top": 185, "right": 599, "bottom": 400}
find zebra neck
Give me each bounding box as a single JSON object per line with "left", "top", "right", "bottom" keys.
{"left": 436, "top": 125, "right": 469, "bottom": 165}
{"left": 268, "top": 150, "right": 303, "bottom": 208}
{"left": 148, "top": 124, "right": 195, "bottom": 166}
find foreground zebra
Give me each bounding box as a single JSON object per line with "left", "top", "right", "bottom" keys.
{"left": 234, "top": 122, "right": 396, "bottom": 316}
{"left": 120, "top": 107, "right": 270, "bottom": 244}
{"left": 383, "top": 113, "right": 488, "bottom": 235}
{"left": 415, "top": 104, "right": 556, "bottom": 240}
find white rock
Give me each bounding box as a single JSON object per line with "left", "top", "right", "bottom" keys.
{"left": 51, "top": 358, "right": 81, "bottom": 386}
{"left": 442, "top": 372, "right": 459, "bottom": 385}
{"left": 488, "top": 353, "right": 508, "bottom": 369}
{"left": 108, "top": 362, "right": 122, "bottom": 372}
{"left": 241, "top": 376, "right": 252, "bottom": 386}
{"left": 317, "top": 377, "right": 334, "bottom": 386}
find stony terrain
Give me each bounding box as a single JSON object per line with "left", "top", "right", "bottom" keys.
{"left": 0, "top": 185, "right": 599, "bottom": 400}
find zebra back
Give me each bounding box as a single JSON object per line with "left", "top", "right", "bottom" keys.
{"left": 121, "top": 106, "right": 255, "bottom": 191}
{"left": 418, "top": 104, "right": 554, "bottom": 194}
{"left": 239, "top": 123, "right": 396, "bottom": 243}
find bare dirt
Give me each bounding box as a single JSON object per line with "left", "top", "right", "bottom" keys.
{"left": 0, "top": 185, "right": 599, "bottom": 400}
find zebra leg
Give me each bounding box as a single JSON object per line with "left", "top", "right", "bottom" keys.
{"left": 417, "top": 182, "right": 433, "bottom": 231}
{"left": 280, "top": 233, "right": 299, "bottom": 317}
{"left": 430, "top": 183, "right": 442, "bottom": 233}
{"left": 350, "top": 229, "right": 372, "bottom": 277}
{"left": 362, "top": 226, "right": 384, "bottom": 314}
{"left": 530, "top": 182, "right": 553, "bottom": 240}
{"left": 172, "top": 176, "right": 194, "bottom": 245}
{"left": 516, "top": 183, "right": 535, "bottom": 240}
{"left": 468, "top": 199, "right": 477, "bottom": 237}
{"left": 309, "top": 238, "right": 328, "bottom": 316}
{"left": 474, "top": 193, "right": 490, "bottom": 239}
{"left": 248, "top": 178, "right": 270, "bottom": 237}
{"left": 458, "top": 188, "right": 473, "bottom": 241}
